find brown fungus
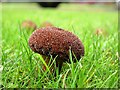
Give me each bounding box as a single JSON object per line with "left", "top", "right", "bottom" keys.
{"left": 21, "top": 20, "right": 37, "bottom": 30}
{"left": 28, "top": 26, "right": 84, "bottom": 75}
{"left": 95, "top": 28, "right": 108, "bottom": 36}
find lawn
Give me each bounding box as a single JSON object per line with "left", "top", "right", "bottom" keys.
{"left": 1, "top": 3, "right": 118, "bottom": 88}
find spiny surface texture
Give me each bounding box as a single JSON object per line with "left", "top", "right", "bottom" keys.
{"left": 29, "top": 27, "right": 84, "bottom": 62}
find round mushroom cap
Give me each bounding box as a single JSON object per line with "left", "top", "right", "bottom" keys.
{"left": 28, "top": 27, "right": 84, "bottom": 62}
{"left": 21, "top": 20, "right": 37, "bottom": 30}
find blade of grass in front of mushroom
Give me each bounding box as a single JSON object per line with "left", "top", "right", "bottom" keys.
{"left": 42, "top": 55, "right": 57, "bottom": 77}
{"left": 69, "top": 50, "right": 83, "bottom": 87}
{"left": 71, "top": 51, "right": 82, "bottom": 72}
{"left": 56, "top": 74, "right": 63, "bottom": 87}
{"left": 71, "top": 66, "right": 81, "bottom": 88}
{"left": 48, "top": 54, "right": 62, "bottom": 76}
{"left": 40, "top": 55, "right": 56, "bottom": 77}
{"left": 68, "top": 47, "right": 75, "bottom": 76}
{"left": 62, "top": 69, "right": 70, "bottom": 88}
{"left": 68, "top": 49, "right": 84, "bottom": 87}
{"left": 39, "top": 55, "right": 50, "bottom": 73}
{"left": 49, "top": 55, "right": 59, "bottom": 76}
{"left": 72, "top": 51, "right": 78, "bottom": 62}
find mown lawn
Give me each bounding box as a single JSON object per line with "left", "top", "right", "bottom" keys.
{"left": 1, "top": 3, "right": 118, "bottom": 88}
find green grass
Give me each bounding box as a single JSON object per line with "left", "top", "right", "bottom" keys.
{"left": 1, "top": 3, "right": 118, "bottom": 88}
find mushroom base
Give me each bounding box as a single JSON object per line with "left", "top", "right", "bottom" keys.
{"left": 42, "top": 55, "right": 63, "bottom": 76}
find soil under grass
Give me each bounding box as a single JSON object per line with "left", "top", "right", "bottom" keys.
{"left": 1, "top": 3, "right": 118, "bottom": 88}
